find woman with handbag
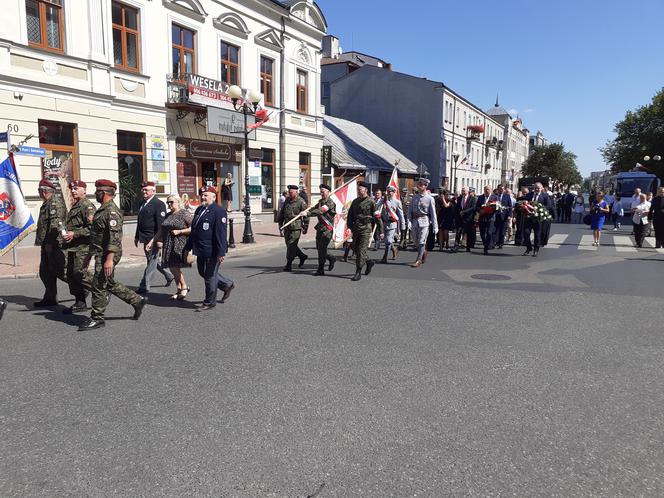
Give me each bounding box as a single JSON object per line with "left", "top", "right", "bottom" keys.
{"left": 150, "top": 194, "right": 194, "bottom": 300}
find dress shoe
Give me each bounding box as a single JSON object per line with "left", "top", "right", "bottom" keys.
{"left": 327, "top": 257, "right": 335, "bottom": 272}
{"left": 483, "top": 248, "right": 489, "bottom": 255}
{"left": 365, "top": 260, "right": 375, "bottom": 275}
{"left": 0, "top": 299, "right": 6, "bottom": 320}
{"left": 135, "top": 288, "right": 148, "bottom": 295}
{"left": 34, "top": 299, "right": 57, "bottom": 308}
{"left": 220, "top": 283, "right": 235, "bottom": 304}
{"left": 522, "top": 249, "right": 531, "bottom": 256}
{"left": 533, "top": 250, "right": 539, "bottom": 257}
{"left": 314, "top": 268, "right": 325, "bottom": 276}
{"left": 196, "top": 303, "right": 216, "bottom": 312}
{"left": 63, "top": 300, "right": 88, "bottom": 315}
{"left": 351, "top": 271, "right": 362, "bottom": 281}
{"left": 78, "top": 319, "right": 105, "bottom": 331}
{"left": 298, "top": 254, "right": 308, "bottom": 268}
{"left": 132, "top": 296, "right": 148, "bottom": 320}
{"left": 165, "top": 278, "right": 174, "bottom": 287}
{"left": 380, "top": 255, "right": 388, "bottom": 264}
{"left": 283, "top": 264, "right": 292, "bottom": 272}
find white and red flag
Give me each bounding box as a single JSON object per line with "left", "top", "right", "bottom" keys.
{"left": 330, "top": 177, "right": 358, "bottom": 248}
{"left": 387, "top": 167, "right": 400, "bottom": 200}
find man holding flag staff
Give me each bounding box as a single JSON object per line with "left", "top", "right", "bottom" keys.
{"left": 305, "top": 183, "right": 337, "bottom": 276}
{"left": 347, "top": 181, "right": 382, "bottom": 281}
{"left": 34, "top": 178, "right": 68, "bottom": 307}
{"left": 276, "top": 184, "right": 309, "bottom": 272}
{"left": 379, "top": 185, "right": 405, "bottom": 264}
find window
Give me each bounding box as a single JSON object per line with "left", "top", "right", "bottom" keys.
{"left": 220, "top": 41, "right": 240, "bottom": 85}
{"left": 299, "top": 152, "right": 311, "bottom": 193}
{"left": 26, "top": 0, "right": 64, "bottom": 52}
{"left": 296, "top": 69, "right": 307, "bottom": 113}
{"left": 39, "top": 120, "right": 78, "bottom": 188}
{"left": 117, "top": 131, "right": 145, "bottom": 215}
{"left": 172, "top": 24, "right": 195, "bottom": 82}
{"left": 112, "top": 2, "right": 140, "bottom": 72}
{"left": 260, "top": 56, "right": 274, "bottom": 106}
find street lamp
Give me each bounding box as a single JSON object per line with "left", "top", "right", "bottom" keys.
{"left": 634, "top": 154, "right": 661, "bottom": 172}
{"left": 227, "top": 84, "right": 262, "bottom": 244}
{"left": 452, "top": 152, "right": 460, "bottom": 193}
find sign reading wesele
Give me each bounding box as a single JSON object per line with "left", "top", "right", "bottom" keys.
{"left": 188, "top": 74, "right": 243, "bottom": 109}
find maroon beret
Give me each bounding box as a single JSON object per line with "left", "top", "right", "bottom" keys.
{"left": 95, "top": 179, "right": 117, "bottom": 190}
{"left": 199, "top": 185, "right": 217, "bottom": 195}
{"left": 141, "top": 181, "right": 156, "bottom": 188}
{"left": 69, "top": 180, "right": 87, "bottom": 189}
{"left": 38, "top": 179, "right": 56, "bottom": 190}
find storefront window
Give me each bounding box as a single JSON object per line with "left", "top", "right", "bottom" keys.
{"left": 38, "top": 120, "right": 77, "bottom": 190}
{"left": 220, "top": 163, "right": 240, "bottom": 211}
{"left": 261, "top": 148, "right": 274, "bottom": 210}
{"left": 117, "top": 131, "right": 145, "bottom": 215}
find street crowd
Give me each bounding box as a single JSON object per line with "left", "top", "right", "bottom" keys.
{"left": 1, "top": 177, "right": 663, "bottom": 326}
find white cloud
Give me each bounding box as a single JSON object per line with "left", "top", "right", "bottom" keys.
{"left": 508, "top": 108, "right": 519, "bottom": 115}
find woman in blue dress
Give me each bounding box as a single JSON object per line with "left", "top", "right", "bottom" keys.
{"left": 590, "top": 192, "right": 610, "bottom": 246}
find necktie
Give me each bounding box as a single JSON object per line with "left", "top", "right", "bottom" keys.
{"left": 534, "top": 194, "right": 539, "bottom": 203}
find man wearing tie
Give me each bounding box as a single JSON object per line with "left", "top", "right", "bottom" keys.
{"left": 523, "top": 182, "right": 552, "bottom": 257}
{"left": 183, "top": 186, "right": 234, "bottom": 311}
{"left": 452, "top": 186, "right": 477, "bottom": 252}
{"left": 135, "top": 181, "right": 173, "bottom": 293}
{"left": 494, "top": 184, "right": 514, "bottom": 249}
{"left": 475, "top": 185, "right": 498, "bottom": 255}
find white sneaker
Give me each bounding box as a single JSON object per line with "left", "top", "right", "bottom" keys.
{"left": 613, "top": 228, "right": 618, "bottom": 231}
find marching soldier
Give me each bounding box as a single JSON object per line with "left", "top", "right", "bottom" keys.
{"left": 400, "top": 187, "right": 411, "bottom": 250}
{"left": 379, "top": 185, "right": 405, "bottom": 264}
{"left": 347, "top": 181, "right": 383, "bottom": 281}
{"left": 276, "top": 184, "right": 308, "bottom": 271}
{"left": 34, "top": 179, "right": 68, "bottom": 307}
{"left": 79, "top": 179, "right": 147, "bottom": 331}
{"left": 408, "top": 178, "right": 438, "bottom": 267}
{"left": 306, "top": 183, "right": 337, "bottom": 276}
{"left": 61, "top": 180, "right": 95, "bottom": 314}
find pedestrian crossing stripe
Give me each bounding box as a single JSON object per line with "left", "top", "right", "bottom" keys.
{"left": 518, "top": 233, "right": 664, "bottom": 253}
{"left": 578, "top": 235, "right": 597, "bottom": 250}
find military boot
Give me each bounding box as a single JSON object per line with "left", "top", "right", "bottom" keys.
{"left": 351, "top": 271, "right": 362, "bottom": 281}
{"left": 315, "top": 264, "right": 325, "bottom": 276}
{"left": 283, "top": 262, "right": 293, "bottom": 272}
{"left": 380, "top": 254, "right": 388, "bottom": 264}
{"left": 365, "top": 260, "right": 375, "bottom": 275}
{"left": 327, "top": 256, "right": 336, "bottom": 272}
{"left": 63, "top": 300, "right": 88, "bottom": 315}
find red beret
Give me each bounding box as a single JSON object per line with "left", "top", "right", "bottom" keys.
{"left": 141, "top": 181, "right": 156, "bottom": 188}
{"left": 199, "top": 186, "right": 217, "bottom": 195}
{"left": 69, "top": 180, "right": 87, "bottom": 189}
{"left": 95, "top": 179, "right": 117, "bottom": 190}
{"left": 38, "top": 179, "right": 56, "bottom": 190}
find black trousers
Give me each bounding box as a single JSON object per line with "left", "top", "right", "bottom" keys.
{"left": 634, "top": 222, "right": 647, "bottom": 247}
{"left": 524, "top": 221, "right": 544, "bottom": 251}
{"left": 455, "top": 220, "right": 476, "bottom": 248}
{"left": 196, "top": 257, "right": 233, "bottom": 306}
{"left": 479, "top": 219, "right": 495, "bottom": 250}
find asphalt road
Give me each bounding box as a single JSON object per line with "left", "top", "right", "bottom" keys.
{"left": 1, "top": 223, "right": 663, "bottom": 496}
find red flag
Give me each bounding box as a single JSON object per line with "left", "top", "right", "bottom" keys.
{"left": 388, "top": 167, "right": 400, "bottom": 200}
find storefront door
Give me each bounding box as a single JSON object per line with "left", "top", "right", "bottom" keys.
{"left": 220, "top": 162, "right": 240, "bottom": 211}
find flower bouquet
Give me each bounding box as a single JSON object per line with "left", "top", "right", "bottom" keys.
{"left": 528, "top": 202, "right": 553, "bottom": 222}
{"left": 480, "top": 200, "right": 502, "bottom": 217}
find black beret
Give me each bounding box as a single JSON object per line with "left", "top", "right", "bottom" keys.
{"left": 357, "top": 181, "right": 369, "bottom": 189}
{"left": 287, "top": 184, "right": 299, "bottom": 190}
{"left": 319, "top": 183, "right": 332, "bottom": 191}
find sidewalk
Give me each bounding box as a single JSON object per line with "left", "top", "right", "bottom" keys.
{"left": 0, "top": 213, "right": 314, "bottom": 280}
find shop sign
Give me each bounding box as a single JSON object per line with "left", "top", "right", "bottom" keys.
{"left": 207, "top": 107, "right": 256, "bottom": 141}
{"left": 176, "top": 161, "right": 197, "bottom": 199}
{"left": 176, "top": 138, "right": 242, "bottom": 162}
{"left": 321, "top": 145, "right": 332, "bottom": 174}
{"left": 188, "top": 74, "right": 240, "bottom": 110}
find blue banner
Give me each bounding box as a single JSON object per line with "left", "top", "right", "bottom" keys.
{"left": 0, "top": 154, "right": 35, "bottom": 256}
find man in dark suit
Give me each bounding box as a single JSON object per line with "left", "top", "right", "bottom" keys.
{"left": 494, "top": 184, "right": 513, "bottom": 249}
{"left": 135, "top": 181, "right": 173, "bottom": 293}
{"left": 452, "top": 186, "right": 477, "bottom": 252}
{"left": 562, "top": 189, "right": 575, "bottom": 223}
{"left": 475, "top": 185, "right": 498, "bottom": 255}
{"left": 649, "top": 186, "right": 664, "bottom": 248}
{"left": 184, "top": 186, "right": 234, "bottom": 311}
{"left": 523, "top": 182, "right": 552, "bottom": 257}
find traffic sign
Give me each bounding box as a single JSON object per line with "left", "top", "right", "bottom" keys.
{"left": 15, "top": 146, "right": 46, "bottom": 157}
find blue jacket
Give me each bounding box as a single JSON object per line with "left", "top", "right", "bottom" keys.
{"left": 185, "top": 203, "right": 228, "bottom": 259}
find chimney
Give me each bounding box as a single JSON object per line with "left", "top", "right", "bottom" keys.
{"left": 322, "top": 35, "right": 340, "bottom": 59}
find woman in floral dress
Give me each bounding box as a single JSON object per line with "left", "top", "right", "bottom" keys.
{"left": 152, "top": 194, "right": 193, "bottom": 300}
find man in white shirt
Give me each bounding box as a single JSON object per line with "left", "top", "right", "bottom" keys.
{"left": 632, "top": 193, "right": 651, "bottom": 247}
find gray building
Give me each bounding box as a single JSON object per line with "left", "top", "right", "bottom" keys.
{"left": 327, "top": 65, "right": 444, "bottom": 184}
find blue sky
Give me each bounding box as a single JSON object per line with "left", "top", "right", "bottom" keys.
{"left": 316, "top": 0, "right": 664, "bottom": 176}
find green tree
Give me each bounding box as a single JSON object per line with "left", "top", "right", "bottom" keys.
{"left": 522, "top": 143, "right": 583, "bottom": 188}
{"left": 601, "top": 87, "right": 664, "bottom": 178}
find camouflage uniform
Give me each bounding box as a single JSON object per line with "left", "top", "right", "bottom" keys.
{"left": 276, "top": 196, "right": 308, "bottom": 268}
{"left": 62, "top": 198, "right": 95, "bottom": 303}
{"left": 89, "top": 199, "right": 141, "bottom": 319}
{"left": 34, "top": 195, "right": 68, "bottom": 302}
{"left": 347, "top": 196, "right": 383, "bottom": 273}
{"left": 307, "top": 197, "right": 337, "bottom": 274}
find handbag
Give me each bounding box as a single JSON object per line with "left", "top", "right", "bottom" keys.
{"left": 182, "top": 249, "right": 196, "bottom": 265}
{"left": 583, "top": 214, "right": 592, "bottom": 225}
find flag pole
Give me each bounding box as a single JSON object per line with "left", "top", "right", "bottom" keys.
{"left": 280, "top": 174, "right": 362, "bottom": 230}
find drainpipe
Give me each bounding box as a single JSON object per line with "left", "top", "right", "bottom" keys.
{"left": 278, "top": 15, "right": 287, "bottom": 211}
